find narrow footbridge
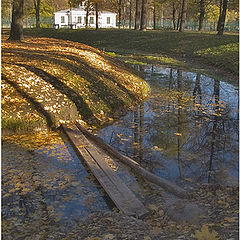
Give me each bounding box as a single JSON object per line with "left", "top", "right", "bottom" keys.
{"left": 61, "top": 122, "right": 189, "bottom": 218}
{"left": 61, "top": 123, "right": 149, "bottom": 218}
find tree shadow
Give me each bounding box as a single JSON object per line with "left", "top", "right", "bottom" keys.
{"left": 15, "top": 63, "right": 97, "bottom": 123}
{"left": 3, "top": 47, "right": 137, "bottom": 110}
{"left": 2, "top": 74, "right": 56, "bottom": 130}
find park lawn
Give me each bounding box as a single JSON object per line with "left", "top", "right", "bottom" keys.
{"left": 23, "top": 28, "right": 239, "bottom": 77}
{"left": 1, "top": 36, "right": 150, "bottom": 132}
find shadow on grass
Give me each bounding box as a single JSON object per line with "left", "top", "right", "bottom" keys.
{"left": 2, "top": 74, "right": 56, "bottom": 130}
{"left": 15, "top": 63, "right": 97, "bottom": 122}
{"left": 23, "top": 29, "right": 238, "bottom": 54}
{"left": 4, "top": 47, "right": 137, "bottom": 109}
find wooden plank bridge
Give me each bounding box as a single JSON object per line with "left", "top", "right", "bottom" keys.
{"left": 61, "top": 123, "right": 149, "bottom": 218}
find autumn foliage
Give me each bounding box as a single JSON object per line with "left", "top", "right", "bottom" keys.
{"left": 1, "top": 36, "right": 150, "bottom": 131}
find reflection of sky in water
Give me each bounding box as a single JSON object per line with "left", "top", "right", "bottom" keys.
{"left": 2, "top": 65, "right": 238, "bottom": 228}
{"left": 34, "top": 142, "right": 110, "bottom": 221}
{"left": 98, "top": 65, "right": 239, "bottom": 186}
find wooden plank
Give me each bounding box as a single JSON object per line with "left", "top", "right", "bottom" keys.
{"left": 76, "top": 130, "right": 149, "bottom": 218}
{"left": 61, "top": 124, "right": 148, "bottom": 218}
{"left": 75, "top": 121, "right": 189, "bottom": 199}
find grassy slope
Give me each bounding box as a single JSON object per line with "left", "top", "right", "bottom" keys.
{"left": 1, "top": 36, "right": 150, "bottom": 132}
{"left": 23, "top": 28, "right": 239, "bottom": 77}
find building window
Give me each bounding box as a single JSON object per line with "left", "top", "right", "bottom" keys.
{"left": 107, "top": 17, "right": 111, "bottom": 24}
{"left": 77, "top": 16, "right": 81, "bottom": 23}
{"left": 61, "top": 16, "right": 65, "bottom": 23}
{"left": 90, "top": 17, "right": 94, "bottom": 24}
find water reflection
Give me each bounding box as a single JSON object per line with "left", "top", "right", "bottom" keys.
{"left": 98, "top": 65, "right": 239, "bottom": 186}
{"left": 2, "top": 138, "right": 110, "bottom": 229}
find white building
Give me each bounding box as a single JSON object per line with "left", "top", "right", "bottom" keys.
{"left": 54, "top": 3, "right": 117, "bottom": 29}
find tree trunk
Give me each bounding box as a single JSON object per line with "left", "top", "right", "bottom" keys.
{"left": 172, "top": 2, "right": 176, "bottom": 30}
{"left": 193, "top": 73, "right": 202, "bottom": 107}
{"left": 129, "top": 0, "right": 132, "bottom": 29}
{"left": 9, "top": 0, "right": 24, "bottom": 41}
{"left": 139, "top": 103, "right": 144, "bottom": 161}
{"left": 217, "top": 0, "right": 223, "bottom": 31}
{"left": 133, "top": 106, "right": 139, "bottom": 160}
{"left": 135, "top": 0, "right": 141, "bottom": 30}
{"left": 177, "top": 70, "right": 183, "bottom": 179}
{"left": 176, "top": 9, "right": 181, "bottom": 30}
{"left": 217, "top": 0, "right": 227, "bottom": 35}
{"left": 208, "top": 79, "right": 220, "bottom": 182}
{"left": 140, "top": 0, "right": 147, "bottom": 31}
{"left": 179, "top": 0, "right": 187, "bottom": 32}
{"left": 160, "top": 5, "right": 164, "bottom": 27}
{"left": 153, "top": 2, "right": 156, "bottom": 30}
{"left": 118, "top": 0, "right": 122, "bottom": 28}
{"left": 34, "top": 0, "right": 41, "bottom": 28}
{"left": 123, "top": 4, "right": 126, "bottom": 28}
{"left": 198, "top": 0, "right": 205, "bottom": 31}
{"left": 85, "top": 3, "right": 89, "bottom": 28}
{"left": 95, "top": 2, "right": 98, "bottom": 30}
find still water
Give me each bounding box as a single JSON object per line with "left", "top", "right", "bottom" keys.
{"left": 2, "top": 65, "right": 239, "bottom": 233}
{"left": 98, "top": 65, "right": 239, "bottom": 186}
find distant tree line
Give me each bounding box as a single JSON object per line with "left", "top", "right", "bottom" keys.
{"left": 4, "top": 0, "right": 239, "bottom": 40}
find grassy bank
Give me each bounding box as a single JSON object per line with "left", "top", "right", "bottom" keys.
{"left": 22, "top": 28, "right": 239, "bottom": 78}
{"left": 1, "top": 36, "right": 150, "bottom": 133}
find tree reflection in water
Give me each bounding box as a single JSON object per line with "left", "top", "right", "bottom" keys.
{"left": 97, "top": 65, "right": 239, "bottom": 187}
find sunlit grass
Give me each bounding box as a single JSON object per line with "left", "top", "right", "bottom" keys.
{"left": 1, "top": 36, "right": 150, "bottom": 132}
{"left": 22, "top": 28, "right": 238, "bottom": 76}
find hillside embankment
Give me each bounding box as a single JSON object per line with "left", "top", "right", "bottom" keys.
{"left": 1, "top": 36, "right": 150, "bottom": 133}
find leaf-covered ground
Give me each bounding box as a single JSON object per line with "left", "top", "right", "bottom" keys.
{"left": 1, "top": 34, "right": 238, "bottom": 240}
{"left": 1, "top": 36, "right": 150, "bottom": 133}
{"left": 2, "top": 134, "right": 238, "bottom": 240}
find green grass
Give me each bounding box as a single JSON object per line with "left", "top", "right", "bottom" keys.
{"left": 1, "top": 117, "right": 43, "bottom": 132}
{"left": 2, "top": 36, "right": 150, "bottom": 132}
{"left": 22, "top": 28, "right": 239, "bottom": 77}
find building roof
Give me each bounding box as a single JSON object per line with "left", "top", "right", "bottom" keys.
{"left": 54, "top": 8, "right": 116, "bottom": 15}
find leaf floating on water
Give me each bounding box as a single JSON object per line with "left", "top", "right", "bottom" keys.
{"left": 174, "top": 133, "right": 182, "bottom": 136}
{"left": 103, "top": 234, "right": 115, "bottom": 240}
{"left": 121, "top": 138, "right": 129, "bottom": 141}
{"left": 194, "top": 225, "right": 219, "bottom": 240}
{"left": 224, "top": 217, "right": 235, "bottom": 222}
{"left": 152, "top": 146, "right": 163, "bottom": 151}
{"left": 148, "top": 204, "right": 158, "bottom": 211}
{"left": 144, "top": 237, "right": 151, "bottom": 240}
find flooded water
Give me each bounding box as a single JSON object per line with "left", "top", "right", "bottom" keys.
{"left": 97, "top": 65, "right": 239, "bottom": 187}
{"left": 2, "top": 134, "right": 110, "bottom": 232}
{"left": 2, "top": 65, "right": 239, "bottom": 236}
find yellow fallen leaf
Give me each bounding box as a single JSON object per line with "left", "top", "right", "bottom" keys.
{"left": 144, "top": 236, "right": 151, "bottom": 240}
{"left": 194, "top": 225, "right": 219, "bottom": 240}
{"left": 174, "top": 133, "right": 182, "bottom": 136}
{"left": 103, "top": 234, "right": 114, "bottom": 239}
{"left": 224, "top": 217, "right": 235, "bottom": 222}
{"left": 148, "top": 204, "right": 158, "bottom": 211}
